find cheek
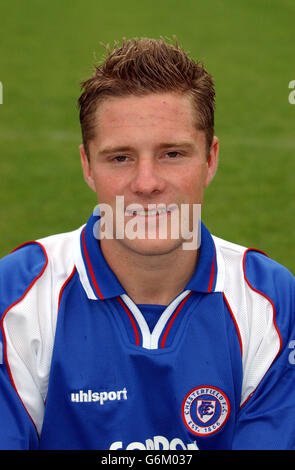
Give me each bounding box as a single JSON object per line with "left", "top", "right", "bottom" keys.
{"left": 176, "top": 170, "right": 207, "bottom": 200}
{"left": 92, "top": 173, "right": 126, "bottom": 202}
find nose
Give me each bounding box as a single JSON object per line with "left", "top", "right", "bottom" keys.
{"left": 129, "top": 157, "right": 166, "bottom": 196}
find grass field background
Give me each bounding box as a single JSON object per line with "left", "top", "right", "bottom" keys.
{"left": 0, "top": 0, "right": 294, "bottom": 272}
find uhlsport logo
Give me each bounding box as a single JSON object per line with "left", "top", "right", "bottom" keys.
{"left": 70, "top": 388, "right": 127, "bottom": 404}
{"left": 182, "top": 386, "right": 230, "bottom": 436}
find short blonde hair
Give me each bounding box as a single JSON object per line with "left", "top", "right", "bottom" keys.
{"left": 78, "top": 37, "right": 215, "bottom": 158}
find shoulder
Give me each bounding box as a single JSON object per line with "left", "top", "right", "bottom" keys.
{"left": 242, "top": 248, "right": 295, "bottom": 336}
{"left": 243, "top": 247, "right": 295, "bottom": 298}
{"left": 0, "top": 227, "right": 82, "bottom": 316}
{"left": 0, "top": 241, "right": 48, "bottom": 314}
{"left": 213, "top": 234, "right": 294, "bottom": 301}
{"left": 214, "top": 233, "right": 295, "bottom": 326}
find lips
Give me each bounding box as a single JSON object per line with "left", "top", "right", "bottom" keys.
{"left": 125, "top": 203, "right": 178, "bottom": 217}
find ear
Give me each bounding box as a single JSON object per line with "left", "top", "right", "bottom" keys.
{"left": 80, "top": 144, "right": 96, "bottom": 192}
{"left": 205, "top": 136, "right": 219, "bottom": 187}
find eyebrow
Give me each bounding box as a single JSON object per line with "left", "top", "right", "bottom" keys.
{"left": 97, "top": 146, "right": 135, "bottom": 156}
{"left": 97, "top": 142, "right": 196, "bottom": 156}
{"left": 157, "top": 142, "right": 195, "bottom": 150}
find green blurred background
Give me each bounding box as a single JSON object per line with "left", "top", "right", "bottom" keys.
{"left": 0, "top": 0, "right": 294, "bottom": 272}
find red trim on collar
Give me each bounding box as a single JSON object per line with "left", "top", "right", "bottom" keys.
{"left": 82, "top": 227, "right": 104, "bottom": 299}
{"left": 207, "top": 252, "right": 216, "bottom": 293}
{"left": 160, "top": 292, "right": 193, "bottom": 348}
{"left": 117, "top": 296, "right": 140, "bottom": 346}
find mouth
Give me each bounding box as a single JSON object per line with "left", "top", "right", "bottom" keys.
{"left": 125, "top": 204, "right": 178, "bottom": 218}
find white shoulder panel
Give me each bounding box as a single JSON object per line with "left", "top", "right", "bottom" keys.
{"left": 213, "top": 236, "right": 281, "bottom": 406}
{"left": 2, "top": 228, "right": 77, "bottom": 434}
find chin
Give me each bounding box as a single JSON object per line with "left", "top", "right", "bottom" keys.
{"left": 119, "top": 238, "right": 186, "bottom": 257}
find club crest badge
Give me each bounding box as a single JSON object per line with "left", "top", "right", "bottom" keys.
{"left": 182, "top": 386, "right": 230, "bottom": 436}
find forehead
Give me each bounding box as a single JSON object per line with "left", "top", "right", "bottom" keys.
{"left": 93, "top": 92, "right": 199, "bottom": 141}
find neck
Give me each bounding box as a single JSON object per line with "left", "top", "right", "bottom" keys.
{"left": 100, "top": 239, "right": 198, "bottom": 305}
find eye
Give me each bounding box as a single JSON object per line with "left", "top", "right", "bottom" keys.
{"left": 165, "top": 151, "right": 182, "bottom": 158}
{"left": 113, "top": 155, "right": 129, "bottom": 163}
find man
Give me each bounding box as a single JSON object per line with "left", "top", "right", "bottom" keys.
{"left": 0, "top": 38, "right": 294, "bottom": 450}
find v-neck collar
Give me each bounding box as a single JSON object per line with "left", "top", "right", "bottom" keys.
{"left": 78, "top": 213, "right": 220, "bottom": 301}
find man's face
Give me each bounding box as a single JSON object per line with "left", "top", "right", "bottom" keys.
{"left": 80, "top": 92, "right": 219, "bottom": 256}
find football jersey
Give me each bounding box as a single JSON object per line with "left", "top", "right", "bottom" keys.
{"left": 0, "top": 213, "right": 295, "bottom": 450}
